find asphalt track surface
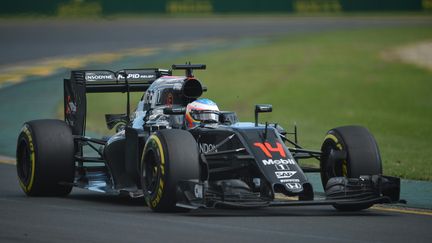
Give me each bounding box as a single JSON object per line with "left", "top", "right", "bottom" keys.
{"left": 1, "top": 16, "right": 432, "bottom": 242}
{"left": 1, "top": 163, "right": 431, "bottom": 243}
{"left": 1, "top": 16, "right": 432, "bottom": 65}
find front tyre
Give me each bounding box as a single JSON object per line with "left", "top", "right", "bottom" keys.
{"left": 141, "top": 129, "right": 199, "bottom": 212}
{"left": 16, "top": 119, "right": 75, "bottom": 196}
{"left": 320, "top": 126, "right": 382, "bottom": 211}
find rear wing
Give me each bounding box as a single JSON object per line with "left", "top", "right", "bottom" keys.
{"left": 69, "top": 68, "right": 171, "bottom": 93}
{"left": 64, "top": 68, "right": 171, "bottom": 136}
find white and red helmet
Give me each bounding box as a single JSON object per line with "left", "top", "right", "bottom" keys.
{"left": 185, "top": 98, "right": 219, "bottom": 128}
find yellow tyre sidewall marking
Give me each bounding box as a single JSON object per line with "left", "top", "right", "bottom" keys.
{"left": 324, "top": 133, "right": 348, "bottom": 177}
{"left": 142, "top": 135, "right": 165, "bottom": 208}
{"left": 19, "top": 125, "right": 36, "bottom": 193}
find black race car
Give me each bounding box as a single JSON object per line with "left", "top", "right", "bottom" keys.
{"left": 16, "top": 64, "right": 402, "bottom": 212}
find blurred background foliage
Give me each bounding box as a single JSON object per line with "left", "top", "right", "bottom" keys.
{"left": 0, "top": 0, "right": 430, "bottom": 18}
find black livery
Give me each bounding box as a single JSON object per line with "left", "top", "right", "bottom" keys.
{"left": 16, "top": 64, "right": 402, "bottom": 212}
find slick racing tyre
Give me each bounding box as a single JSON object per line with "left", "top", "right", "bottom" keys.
{"left": 141, "top": 129, "right": 200, "bottom": 212}
{"left": 320, "top": 126, "right": 382, "bottom": 211}
{"left": 16, "top": 119, "right": 75, "bottom": 196}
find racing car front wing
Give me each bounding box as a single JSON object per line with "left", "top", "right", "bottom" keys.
{"left": 175, "top": 175, "right": 403, "bottom": 209}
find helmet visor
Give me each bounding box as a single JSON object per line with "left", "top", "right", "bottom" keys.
{"left": 191, "top": 111, "right": 219, "bottom": 123}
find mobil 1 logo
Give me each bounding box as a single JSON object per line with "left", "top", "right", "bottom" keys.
{"left": 275, "top": 164, "right": 290, "bottom": 170}
{"left": 262, "top": 158, "right": 296, "bottom": 166}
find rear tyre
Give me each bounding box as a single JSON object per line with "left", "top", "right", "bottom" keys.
{"left": 320, "top": 126, "right": 382, "bottom": 211}
{"left": 141, "top": 129, "right": 199, "bottom": 212}
{"left": 16, "top": 119, "right": 75, "bottom": 196}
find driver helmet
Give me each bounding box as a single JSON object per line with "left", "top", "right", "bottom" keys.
{"left": 185, "top": 98, "right": 219, "bottom": 128}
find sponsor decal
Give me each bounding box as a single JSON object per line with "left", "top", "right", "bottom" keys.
{"left": 286, "top": 183, "right": 302, "bottom": 190}
{"left": 151, "top": 178, "right": 164, "bottom": 208}
{"left": 194, "top": 184, "right": 203, "bottom": 198}
{"left": 253, "top": 178, "right": 261, "bottom": 187}
{"left": 280, "top": 179, "right": 300, "bottom": 183}
{"left": 262, "top": 158, "right": 296, "bottom": 166}
{"left": 254, "top": 142, "right": 286, "bottom": 158}
{"left": 275, "top": 164, "right": 290, "bottom": 170}
{"left": 65, "top": 95, "right": 76, "bottom": 115}
{"left": 118, "top": 73, "right": 156, "bottom": 80}
{"left": 173, "top": 83, "right": 183, "bottom": 91}
{"left": 85, "top": 72, "right": 114, "bottom": 81}
{"left": 145, "top": 91, "right": 154, "bottom": 104}
{"left": 199, "top": 143, "right": 217, "bottom": 153}
{"left": 275, "top": 171, "right": 296, "bottom": 179}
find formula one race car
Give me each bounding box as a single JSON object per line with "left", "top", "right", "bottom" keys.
{"left": 16, "top": 64, "right": 402, "bottom": 212}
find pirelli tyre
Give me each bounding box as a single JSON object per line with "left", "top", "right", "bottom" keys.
{"left": 16, "top": 119, "right": 75, "bottom": 196}
{"left": 141, "top": 129, "right": 200, "bottom": 212}
{"left": 320, "top": 126, "right": 382, "bottom": 211}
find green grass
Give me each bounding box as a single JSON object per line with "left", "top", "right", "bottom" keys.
{"left": 85, "top": 26, "right": 432, "bottom": 181}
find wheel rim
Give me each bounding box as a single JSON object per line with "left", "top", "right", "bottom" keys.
{"left": 143, "top": 149, "right": 160, "bottom": 196}
{"left": 321, "top": 139, "right": 347, "bottom": 185}
{"left": 17, "top": 139, "right": 32, "bottom": 185}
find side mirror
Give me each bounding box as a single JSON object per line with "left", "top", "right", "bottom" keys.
{"left": 255, "top": 104, "right": 272, "bottom": 126}
{"left": 105, "top": 114, "right": 128, "bottom": 130}
{"left": 163, "top": 107, "right": 186, "bottom": 115}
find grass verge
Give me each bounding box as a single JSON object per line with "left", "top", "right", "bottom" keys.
{"left": 85, "top": 26, "right": 432, "bottom": 180}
